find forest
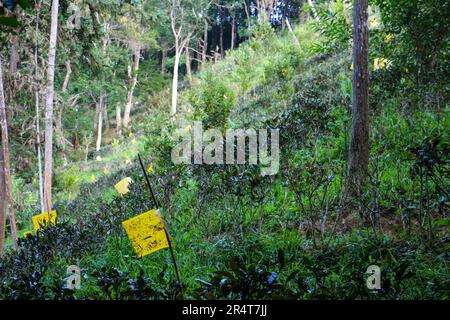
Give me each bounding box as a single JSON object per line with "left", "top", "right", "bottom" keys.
{"left": 0, "top": 0, "right": 449, "bottom": 301}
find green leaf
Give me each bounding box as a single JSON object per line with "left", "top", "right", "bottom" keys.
{"left": 17, "top": 0, "right": 32, "bottom": 9}
{"left": 0, "top": 17, "right": 20, "bottom": 27}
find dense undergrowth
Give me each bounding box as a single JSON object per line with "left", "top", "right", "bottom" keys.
{"left": 1, "top": 21, "right": 449, "bottom": 300}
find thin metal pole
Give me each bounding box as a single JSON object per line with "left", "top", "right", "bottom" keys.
{"left": 138, "top": 154, "right": 160, "bottom": 208}
{"left": 137, "top": 154, "right": 183, "bottom": 292}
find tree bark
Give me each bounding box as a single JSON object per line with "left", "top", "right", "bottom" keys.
{"left": 346, "top": 0, "right": 369, "bottom": 198}
{"left": 0, "top": 138, "right": 6, "bottom": 256}
{"left": 61, "top": 61, "right": 71, "bottom": 93}
{"left": 202, "top": 19, "right": 208, "bottom": 64}
{"left": 96, "top": 96, "right": 103, "bottom": 152}
{"left": 35, "top": 9, "right": 45, "bottom": 214}
{"left": 0, "top": 55, "right": 18, "bottom": 250}
{"left": 219, "top": 9, "right": 224, "bottom": 56}
{"left": 231, "top": 16, "right": 236, "bottom": 50}
{"left": 115, "top": 103, "right": 122, "bottom": 135}
{"left": 185, "top": 41, "right": 192, "bottom": 83}
{"left": 103, "top": 98, "right": 109, "bottom": 131}
{"left": 43, "top": 0, "right": 59, "bottom": 212}
{"left": 123, "top": 48, "right": 140, "bottom": 129}
{"left": 161, "top": 48, "right": 167, "bottom": 73}
{"left": 171, "top": 47, "right": 181, "bottom": 116}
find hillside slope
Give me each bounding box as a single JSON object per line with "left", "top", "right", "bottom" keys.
{"left": 1, "top": 23, "right": 448, "bottom": 300}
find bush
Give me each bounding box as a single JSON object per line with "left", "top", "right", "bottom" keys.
{"left": 189, "top": 72, "right": 236, "bottom": 130}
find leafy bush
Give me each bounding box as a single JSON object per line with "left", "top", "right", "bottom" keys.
{"left": 189, "top": 72, "right": 236, "bottom": 130}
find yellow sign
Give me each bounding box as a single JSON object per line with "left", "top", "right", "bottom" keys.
{"left": 115, "top": 177, "right": 133, "bottom": 195}
{"left": 32, "top": 210, "right": 57, "bottom": 232}
{"left": 122, "top": 209, "right": 169, "bottom": 258}
{"left": 23, "top": 231, "right": 32, "bottom": 238}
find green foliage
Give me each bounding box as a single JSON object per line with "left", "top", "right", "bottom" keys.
{"left": 373, "top": 0, "right": 450, "bottom": 81}
{"left": 1, "top": 7, "right": 449, "bottom": 301}
{"left": 311, "top": 0, "right": 352, "bottom": 53}
{"left": 189, "top": 72, "right": 235, "bottom": 129}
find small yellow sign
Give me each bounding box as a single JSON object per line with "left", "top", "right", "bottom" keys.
{"left": 23, "top": 231, "right": 32, "bottom": 238}
{"left": 115, "top": 177, "right": 133, "bottom": 195}
{"left": 32, "top": 210, "right": 57, "bottom": 232}
{"left": 122, "top": 209, "right": 169, "bottom": 258}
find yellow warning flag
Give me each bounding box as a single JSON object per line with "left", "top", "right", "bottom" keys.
{"left": 115, "top": 177, "right": 133, "bottom": 195}
{"left": 122, "top": 209, "right": 169, "bottom": 258}
{"left": 32, "top": 210, "right": 57, "bottom": 232}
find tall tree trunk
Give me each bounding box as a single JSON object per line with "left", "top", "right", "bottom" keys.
{"left": 115, "top": 103, "right": 122, "bottom": 135}
{"left": 61, "top": 61, "right": 71, "bottom": 93}
{"left": 96, "top": 96, "right": 103, "bottom": 152}
{"left": 202, "top": 19, "right": 208, "bottom": 64}
{"left": 103, "top": 97, "right": 109, "bottom": 131}
{"left": 161, "top": 48, "right": 167, "bottom": 73}
{"left": 346, "top": 0, "right": 369, "bottom": 198}
{"left": 219, "top": 10, "right": 224, "bottom": 56}
{"left": 0, "top": 141, "right": 6, "bottom": 256}
{"left": 9, "top": 36, "right": 19, "bottom": 76}
{"left": 231, "top": 16, "right": 236, "bottom": 50}
{"left": 43, "top": 0, "right": 59, "bottom": 212}
{"left": 286, "top": 17, "right": 300, "bottom": 47}
{"left": 0, "top": 55, "right": 18, "bottom": 250}
{"left": 94, "top": 98, "right": 101, "bottom": 131}
{"left": 35, "top": 9, "right": 45, "bottom": 214}
{"left": 185, "top": 41, "right": 192, "bottom": 83}
{"left": 123, "top": 48, "right": 140, "bottom": 129}
{"left": 282, "top": 0, "right": 288, "bottom": 29}
{"left": 171, "top": 47, "right": 181, "bottom": 115}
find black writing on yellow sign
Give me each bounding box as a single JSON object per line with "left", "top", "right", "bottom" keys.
{"left": 122, "top": 209, "right": 170, "bottom": 258}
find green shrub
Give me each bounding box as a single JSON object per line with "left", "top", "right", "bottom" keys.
{"left": 189, "top": 72, "right": 235, "bottom": 130}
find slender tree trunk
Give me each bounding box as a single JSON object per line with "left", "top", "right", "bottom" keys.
{"left": 35, "top": 10, "right": 45, "bottom": 214}
{"left": 0, "top": 55, "right": 18, "bottom": 250}
{"left": 282, "top": 0, "right": 288, "bottom": 29}
{"left": 220, "top": 10, "right": 224, "bottom": 56}
{"left": 123, "top": 48, "right": 140, "bottom": 129}
{"left": 202, "top": 19, "right": 208, "bottom": 64}
{"left": 94, "top": 98, "right": 101, "bottom": 131}
{"left": 346, "top": 0, "right": 369, "bottom": 198}
{"left": 61, "top": 61, "right": 71, "bottom": 93}
{"left": 185, "top": 41, "right": 192, "bottom": 83}
{"left": 44, "top": 0, "right": 59, "bottom": 212}
{"left": 286, "top": 17, "right": 300, "bottom": 47}
{"left": 115, "top": 103, "right": 122, "bottom": 135}
{"left": 0, "top": 142, "right": 6, "bottom": 256}
{"left": 103, "top": 97, "right": 109, "bottom": 131}
{"left": 161, "top": 48, "right": 167, "bottom": 73}
{"left": 171, "top": 47, "right": 181, "bottom": 116}
{"left": 8, "top": 35, "right": 19, "bottom": 101}
{"left": 231, "top": 16, "right": 236, "bottom": 50}
{"left": 96, "top": 96, "right": 103, "bottom": 152}
{"left": 9, "top": 36, "right": 19, "bottom": 76}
